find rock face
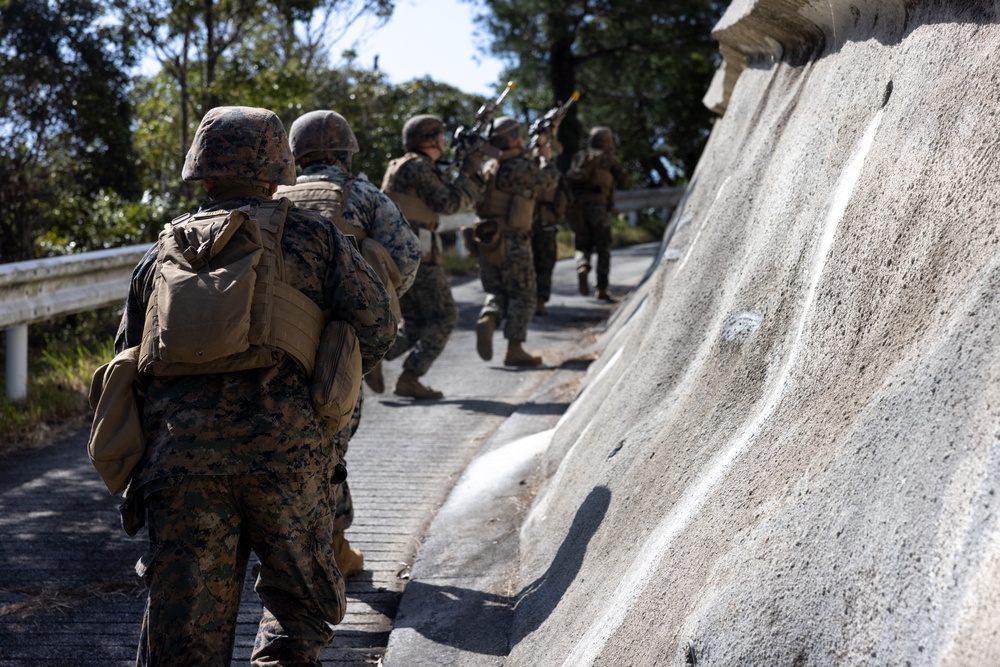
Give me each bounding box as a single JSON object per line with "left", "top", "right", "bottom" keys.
{"left": 511, "top": 2, "right": 1000, "bottom": 665}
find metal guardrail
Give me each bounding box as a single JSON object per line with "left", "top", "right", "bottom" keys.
{"left": 1, "top": 244, "right": 150, "bottom": 400}
{"left": 0, "top": 188, "right": 683, "bottom": 400}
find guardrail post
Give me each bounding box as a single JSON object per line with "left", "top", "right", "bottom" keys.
{"left": 5, "top": 325, "right": 28, "bottom": 402}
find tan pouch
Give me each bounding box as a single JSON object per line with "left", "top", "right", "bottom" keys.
{"left": 360, "top": 238, "right": 402, "bottom": 322}
{"left": 474, "top": 220, "right": 506, "bottom": 267}
{"left": 310, "top": 321, "right": 363, "bottom": 433}
{"left": 507, "top": 193, "right": 535, "bottom": 233}
{"left": 87, "top": 347, "right": 144, "bottom": 496}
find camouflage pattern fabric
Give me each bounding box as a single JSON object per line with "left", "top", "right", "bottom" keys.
{"left": 480, "top": 233, "right": 537, "bottom": 341}
{"left": 181, "top": 107, "right": 295, "bottom": 186}
{"left": 532, "top": 173, "right": 568, "bottom": 304}
{"left": 294, "top": 163, "right": 421, "bottom": 295}
{"left": 386, "top": 152, "right": 481, "bottom": 217}
{"left": 283, "top": 163, "right": 420, "bottom": 540}
{"left": 477, "top": 153, "right": 559, "bottom": 340}
{"left": 115, "top": 195, "right": 396, "bottom": 490}
{"left": 567, "top": 149, "right": 629, "bottom": 289}
{"left": 116, "top": 193, "right": 393, "bottom": 663}
{"left": 135, "top": 472, "right": 343, "bottom": 667}
{"left": 388, "top": 264, "right": 457, "bottom": 376}
{"left": 381, "top": 150, "right": 479, "bottom": 377}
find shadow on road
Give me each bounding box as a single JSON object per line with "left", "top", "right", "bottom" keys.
{"left": 393, "top": 485, "right": 611, "bottom": 656}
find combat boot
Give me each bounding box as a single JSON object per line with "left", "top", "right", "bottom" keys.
{"left": 332, "top": 532, "right": 365, "bottom": 578}
{"left": 596, "top": 287, "right": 616, "bottom": 302}
{"left": 476, "top": 314, "right": 496, "bottom": 361}
{"left": 577, "top": 267, "right": 590, "bottom": 296}
{"left": 504, "top": 340, "right": 542, "bottom": 367}
{"left": 363, "top": 361, "right": 385, "bottom": 393}
{"left": 395, "top": 370, "right": 444, "bottom": 400}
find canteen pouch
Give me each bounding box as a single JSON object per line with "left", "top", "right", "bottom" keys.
{"left": 310, "top": 321, "right": 363, "bottom": 433}
{"left": 87, "top": 347, "right": 144, "bottom": 496}
{"left": 474, "top": 220, "right": 506, "bottom": 267}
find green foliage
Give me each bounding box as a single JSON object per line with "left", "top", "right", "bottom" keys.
{"left": 0, "top": 0, "right": 138, "bottom": 262}
{"left": 467, "top": 0, "right": 724, "bottom": 185}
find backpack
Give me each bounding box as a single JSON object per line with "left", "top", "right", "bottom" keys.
{"left": 138, "top": 198, "right": 325, "bottom": 378}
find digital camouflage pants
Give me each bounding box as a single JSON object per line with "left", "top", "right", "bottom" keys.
{"left": 532, "top": 224, "right": 558, "bottom": 304}
{"left": 573, "top": 203, "right": 613, "bottom": 290}
{"left": 480, "top": 232, "right": 536, "bottom": 341}
{"left": 388, "top": 263, "right": 457, "bottom": 377}
{"left": 136, "top": 472, "right": 345, "bottom": 667}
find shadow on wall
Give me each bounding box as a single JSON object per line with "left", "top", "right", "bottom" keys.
{"left": 394, "top": 485, "right": 612, "bottom": 656}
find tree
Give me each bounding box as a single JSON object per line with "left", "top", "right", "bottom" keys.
{"left": 115, "top": 0, "right": 393, "bottom": 200}
{"left": 0, "top": 0, "right": 138, "bottom": 261}
{"left": 467, "top": 0, "right": 724, "bottom": 185}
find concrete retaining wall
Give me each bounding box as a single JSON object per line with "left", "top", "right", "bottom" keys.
{"left": 511, "top": 1, "right": 1000, "bottom": 665}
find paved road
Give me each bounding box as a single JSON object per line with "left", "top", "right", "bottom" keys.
{"left": 0, "top": 243, "right": 657, "bottom": 666}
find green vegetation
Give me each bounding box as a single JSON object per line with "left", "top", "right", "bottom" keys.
{"left": 0, "top": 0, "right": 706, "bottom": 445}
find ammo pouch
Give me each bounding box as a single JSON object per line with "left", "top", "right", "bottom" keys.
{"left": 473, "top": 219, "right": 506, "bottom": 267}
{"left": 507, "top": 193, "right": 535, "bottom": 233}
{"left": 87, "top": 346, "right": 144, "bottom": 496}
{"left": 416, "top": 227, "right": 443, "bottom": 265}
{"left": 310, "top": 321, "right": 363, "bottom": 434}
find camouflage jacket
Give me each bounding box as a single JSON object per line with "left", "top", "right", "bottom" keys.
{"left": 114, "top": 195, "right": 396, "bottom": 487}
{"left": 383, "top": 151, "right": 482, "bottom": 215}
{"left": 567, "top": 148, "right": 630, "bottom": 209}
{"left": 294, "top": 163, "right": 421, "bottom": 295}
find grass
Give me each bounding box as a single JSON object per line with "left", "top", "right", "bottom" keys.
{"left": 0, "top": 213, "right": 669, "bottom": 454}
{"left": 0, "top": 339, "right": 113, "bottom": 455}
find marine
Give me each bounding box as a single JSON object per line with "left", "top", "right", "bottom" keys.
{"left": 381, "top": 114, "right": 485, "bottom": 399}
{"left": 113, "top": 106, "right": 395, "bottom": 666}
{"left": 473, "top": 116, "right": 560, "bottom": 366}
{"left": 276, "top": 109, "right": 421, "bottom": 578}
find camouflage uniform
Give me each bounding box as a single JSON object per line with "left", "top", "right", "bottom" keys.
{"left": 114, "top": 106, "right": 395, "bottom": 666}
{"left": 279, "top": 161, "right": 420, "bottom": 537}
{"left": 567, "top": 127, "right": 630, "bottom": 295}
{"left": 382, "top": 151, "right": 481, "bottom": 377}
{"left": 532, "top": 171, "right": 569, "bottom": 308}
{"left": 477, "top": 149, "right": 560, "bottom": 342}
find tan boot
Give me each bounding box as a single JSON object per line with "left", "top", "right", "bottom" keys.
{"left": 363, "top": 361, "right": 385, "bottom": 393}
{"left": 596, "top": 288, "right": 616, "bottom": 302}
{"left": 332, "top": 532, "right": 365, "bottom": 578}
{"left": 504, "top": 340, "right": 542, "bottom": 367}
{"left": 394, "top": 369, "right": 444, "bottom": 400}
{"left": 577, "top": 267, "right": 590, "bottom": 296}
{"left": 476, "top": 314, "right": 496, "bottom": 361}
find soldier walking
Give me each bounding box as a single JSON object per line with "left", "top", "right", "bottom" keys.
{"left": 381, "top": 114, "right": 484, "bottom": 399}
{"left": 276, "top": 109, "right": 421, "bottom": 578}
{"left": 473, "top": 116, "right": 560, "bottom": 366}
{"left": 113, "top": 106, "right": 395, "bottom": 666}
{"left": 567, "top": 126, "right": 630, "bottom": 301}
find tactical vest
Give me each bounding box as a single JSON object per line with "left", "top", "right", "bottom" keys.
{"left": 139, "top": 198, "right": 326, "bottom": 378}
{"left": 534, "top": 178, "right": 568, "bottom": 228}
{"left": 380, "top": 153, "right": 440, "bottom": 231}
{"left": 476, "top": 153, "right": 535, "bottom": 234}
{"left": 572, "top": 150, "right": 615, "bottom": 206}
{"left": 275, "top": 179, "right": 368, "bottom": 242}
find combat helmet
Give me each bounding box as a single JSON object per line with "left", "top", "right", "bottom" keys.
{"left": 488, "top": 116, "right": 521, "bottom": 148}
{"left": 182, "top": 106, "right": 295, "bottom": 185}
{"left": 587, "top": 126, "right": 617, "bottom": 151}
{"left": 288, "top": 110, "right": 359, "bottom": 162}
{"left": 402, "top": 115, "right": 445, "bottom": 151}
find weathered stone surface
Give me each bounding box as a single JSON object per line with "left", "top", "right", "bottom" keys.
{"left": 502, "top": 2, "right": 1000, "bottom": 665}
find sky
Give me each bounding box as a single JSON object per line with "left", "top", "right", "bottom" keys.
{"left": 335, "top": 0, "right": 507, "bottom": 95}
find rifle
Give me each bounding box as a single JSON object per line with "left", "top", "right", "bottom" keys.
{"left": 527, "top": 92, "right": 580, "bottom": 153}
{"left": 452, "top": 80, "right": 516, "bottom": 169}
